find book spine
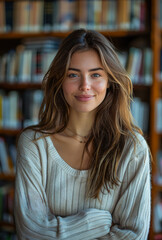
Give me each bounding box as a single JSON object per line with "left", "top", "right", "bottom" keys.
{"left": 5, "top": 1, "right": 13, "bottom": 32}
{"left": 156, "top": 99, "right": 162, "bottom": 133}
{"left": 0, "top": 1, "right": 5, "bottom": 32}
{"left": 43, "top": 1, "right": 53, "bottom": 32}
{"left": 131, "top": 97, "right": 149, "bottom": 133}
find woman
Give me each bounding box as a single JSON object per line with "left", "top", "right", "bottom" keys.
{"left": 14, "top": 29, "right": 151, "bottom": 240}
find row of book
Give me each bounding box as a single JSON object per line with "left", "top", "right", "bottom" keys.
{"left": 0, "top": 40, "right": 153, "bottom": 85}
{"left": 0, "top": 90, "right": 43, "bottom": 130}
{"left": 118, "top": 47, "right": 152, "bottom": 85}
{"left": 131, "top": 97, "right": 149, "bottom": 133}
{"left": 0, "top": 38, "right": 59, "bottom": 84}
{"left": 0, "top": 0, "right": 146, "bottom": 32}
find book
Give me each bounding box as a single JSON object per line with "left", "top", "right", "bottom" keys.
{"left": 58, "top": 0, "right": 76, "bottom": 31}
{"left": 130, "top": 0, "right": 141, "bottom": 30}
{"left": 9, "top": 91, "right": 20, "bottom": 129}
{"left": 0, "top": 90, "right": 21, "bottom": 129}
{"left": 0, "top": 182, "right": 14, "bottom": 223}
{"left": 0, "top": 1, "right": 5, "bottom": 32}
{"left": 18, "top": 49, "right": 33, "bottom": 82}
{"left": 140, "top": 0, "right": 146, "bottom": 30}
{"left": 43, "top": 1, "right": 54, "bottom": 32}
{"left": 18, "top": 1, "right": 30, "bottom": 32}
{"left": 0, "top": 93, "right": 2, "bottom": 128}
{"left": 94, "top": 0, "right": 102, "bottom": 30}
{"left": 0, "top": 138, "right": 11, "bottom": 174}
{"left": 77, "top": 0, "right": 87, "bottom": 29}
{"left": 28, "top": 1, "right": 44, "bottom": 32}
{"left": 127, "top": 47, "right": 142, "bottom": 84}
{"left": 117, "top": 51, "right": 128, "bottom": 69}
{"left": 5, "top": 1, "right": 14, "bottom": 32}
{"left": 107, "top": 0, "right": 117, "bottom": 30}
{"left": 160, "top": 0, "right": 162, "bottom": 29}
{"left": 87, "top": 0, "right": 94, "bottom": 30}
{"left": 154, "top": 192, "right": 162, "bottom": 233}
{"left": 143, "top": 48, "right": 153, "bottom": 85}
{"left": 160, "top": 49, "right": 162, "bottom": 82}
{"left": 131, "top": 97, "right": 149, "bottom": 133}
{"left": 156, "top": 99, "right": 162, "bottom": 133}
{"left": 117, "top": 0, "right": 131, "bottom": 29}
{"left": 0, "top": 54, "right": 8, "bottom": 83}
{"left": 155, "top": 151, "right": 162, "bottom": 185}
{"left": 23, "top": 90, "right": 43, "bottom": 127}
{"left": 52, "top": 0, "right": 60, "bottom": 31}
{"left": 101, "top": 0, "right": 109, "bottom": 30}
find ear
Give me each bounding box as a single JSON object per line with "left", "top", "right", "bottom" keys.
{"left": 107, "top": 81, "right": 110, "bottom": 88}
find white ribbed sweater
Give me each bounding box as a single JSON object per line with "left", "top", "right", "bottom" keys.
{"left": 14, "top": 130, "right": 151, "bottom": 240}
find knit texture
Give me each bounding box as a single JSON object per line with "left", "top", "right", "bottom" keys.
{"left": 14, "top": 129, "right": 151, "bottom": 240}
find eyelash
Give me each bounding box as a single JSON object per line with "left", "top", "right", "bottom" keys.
{"left": 92, "top": 73, "right": 101, "bottom": 78}
{"left": 67, "top": 73, "right": 101, "bottom": 78}
{"left": 68, "top": 73, "right": 78, "bottom": 78}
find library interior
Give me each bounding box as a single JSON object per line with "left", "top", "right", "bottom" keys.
{"left": 0, "top": 0, "right": 162, "bottom": 239}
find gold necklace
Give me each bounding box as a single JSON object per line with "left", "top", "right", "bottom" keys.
{"left": 65, "top": 127, "right": 89, "bottom": 144}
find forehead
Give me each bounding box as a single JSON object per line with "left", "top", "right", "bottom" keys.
{"left": 69, "top": 49, "right": 103, "bottom": 68}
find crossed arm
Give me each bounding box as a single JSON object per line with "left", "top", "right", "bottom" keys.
{"left": 14, "top": 132, "right": 151, "bottom": 240}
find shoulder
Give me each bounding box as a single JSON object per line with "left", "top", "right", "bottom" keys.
{"left": 16, "top": 129, "right": 49, "bottom": 169}
{"left": 118, "top": 132, "right": 151, "bottom": 175}
{"left": 17, "top": 129, "right": 44, "bottom": 155}
{"left": 17, "top": 129, "right": 43, "bottom": 146}
{"left": 125, "top": 131, "right": 149, "bottom": 155}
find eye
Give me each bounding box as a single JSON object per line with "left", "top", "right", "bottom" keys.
{"left": 92, "top": 73, "right": 101, "bottom": 78}
{"left": 67, "top": 73, "right": 78, "bottom": 78}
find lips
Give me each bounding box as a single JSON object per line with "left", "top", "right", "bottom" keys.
{"left": 75, "top": 94, "right": 94, "bottom": 102}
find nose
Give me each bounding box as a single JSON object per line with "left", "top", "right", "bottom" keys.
{"left": 79, "top": 76, "right": 90, "bottom": 91}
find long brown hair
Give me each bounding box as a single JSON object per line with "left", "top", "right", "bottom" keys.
{"left": 26, "top": 29, "right": 142, "bottom": 198}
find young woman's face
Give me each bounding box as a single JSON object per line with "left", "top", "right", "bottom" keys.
{"left": 62, "top": 49, "right": 109, "bottom": 114}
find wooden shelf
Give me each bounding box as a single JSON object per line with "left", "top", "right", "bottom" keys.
{"left": 0, "top": 221, "right": 15, "bottom": 232}
{"left": 0, "top": 29, "right": 149, "bottom": 39}
{"left": 0, "top": 128, "right": 21, "bottom": 136}
{"left": 0, "top": 173, "right": 15, "bottom": 181}
{"left": 0, "top": 83, "right": 42, "bottom": 90}
{"left": 153, "top": 184, "right": 162, "bottom": 192}
{"left": 133, "top": 84, "right": 151, "bottom": 90}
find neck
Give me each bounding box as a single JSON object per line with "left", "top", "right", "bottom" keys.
{"left": 67, "top": 111, "right": 94, "bottom": 136}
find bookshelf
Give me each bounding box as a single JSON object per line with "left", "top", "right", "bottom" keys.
{"left": 0, "top": 0, "right": 160, "bottom": 239}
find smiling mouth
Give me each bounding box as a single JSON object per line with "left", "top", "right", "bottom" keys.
{"left": 75, "top": 95, "right": 94, "bottom": 102}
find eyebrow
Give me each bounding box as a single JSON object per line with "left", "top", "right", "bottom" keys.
{"left": 68, "top": 67, "right": 104, "bottom": 72}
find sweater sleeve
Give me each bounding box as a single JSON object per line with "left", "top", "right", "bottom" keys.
{"left": 97, "top": 139, "right": 151, "bottom": 240}
{"left": 14, "top": 131, "right": 112, "bottom": 240}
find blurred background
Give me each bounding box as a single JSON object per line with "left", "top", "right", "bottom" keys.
{"left": 0, "top": 0, "right": 161, "bottom": 239}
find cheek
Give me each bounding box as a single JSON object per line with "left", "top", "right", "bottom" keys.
{"left": 95, "top": 81, "right": 108, "bottom": 93}
{"left": 62, "top": 82, "right": 74, "bottom": 96}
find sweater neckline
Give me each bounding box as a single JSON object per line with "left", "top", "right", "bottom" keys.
{"left": 46, "top": 135, "right": 89, "bottom": 177}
